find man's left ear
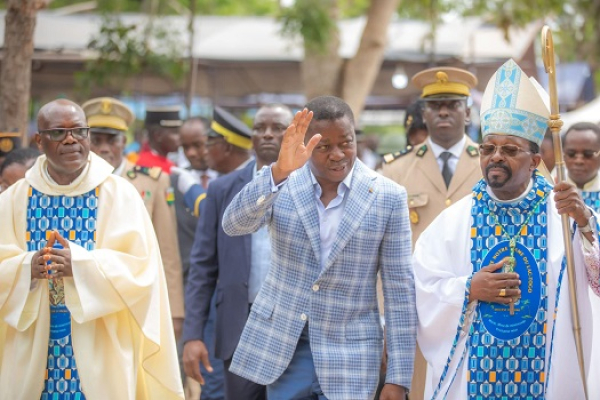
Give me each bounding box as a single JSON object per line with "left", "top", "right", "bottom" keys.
{"left": 531, "top": 153, "right": 542, "bottom": 171}
{"left": 34, "top": 133, "right": 42, "bottom": 150}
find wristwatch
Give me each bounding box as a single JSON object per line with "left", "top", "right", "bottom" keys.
{"left": 578, "top": 216, "right": 595, "bottom": 233}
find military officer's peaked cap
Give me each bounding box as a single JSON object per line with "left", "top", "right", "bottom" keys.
{"left": 82, "top": 97, "right": 135, "bottom": 134}
{"left": 0, "top": 131, "right": 21, "bottom": 157}
{"left": 208, "top": 106, "right": 253, "bottom": 150}
{"left": 145, "top": 105, "right": 183, "bottom": 128}
{"left": 411, "top": 67, "right": 478, "bottom": 100}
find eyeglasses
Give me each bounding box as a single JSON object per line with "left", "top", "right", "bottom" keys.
{"left": 39, "top": 127, "right": 90, "bottom": 142}
{"left": 479, "top": 143, "right": 530, "bottom": 157}
{"left": 423, "top": 100, "right": 465, "bottom": 112}
{"left": 564, "top": 149, "right": 600, "bottom": 160}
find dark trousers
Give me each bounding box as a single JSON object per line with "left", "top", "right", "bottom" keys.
{"left": 223, "top": 358, "right": 267, "bottom": 400}
{"left": 200, "top": 293, "right": 225, "bottom": 400}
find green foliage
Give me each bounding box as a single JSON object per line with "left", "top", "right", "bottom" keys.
{"left": 48, "top": 0, "right": 280, "bottom": 15}
{"left": 396, "top": 0, "right": 453, "bottom": 21}
{"left": 396, "top": 0, "right": 599, "bottom": 76}
{"left": 278, "top": 0, "right": 373, "bottom": 52}
{"left": 75, "top": 15, "right": 187, "bottom": 96}
{"left": 462, "top": 0, "right": 562, "bottom": 27}
{"left": 395, "top": 0, "right": 561, "bottom": 38}
{"left": 178, "top": 0, "right": 279, "bottom": 15}
{"left": 338, "top": 0, "right": 370, "bottom": 17}
{"left": 459, "top": 0, "right": 562, "bottom": 42}
{"left": 279, "top": 0, "right": 338, "bottom": 52}
{"left": 553, "top": 2, "right": 600, "bottom": 71}
{"left": 40, "top": 0, "right": 600, "bottom": 91}
{"left": 49, "top": 0, "right": 143, "bottom": 12}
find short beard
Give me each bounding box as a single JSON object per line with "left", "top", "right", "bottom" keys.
{"left": 485, "top": 163, "right": 512, "bottom": 188}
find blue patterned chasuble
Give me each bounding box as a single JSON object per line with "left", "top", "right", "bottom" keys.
{"left": 430, "top": 173, "right": 566, "bottom": 400}
{"left": 581, "top": 190, "right": 600, "bottom": 214}
{"left": 467, "top": 174, "right": 565, "bottom": 400}
{"left": 26, "top": 186, "right": 99, "bottom": 400}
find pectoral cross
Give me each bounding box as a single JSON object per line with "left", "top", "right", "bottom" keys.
{"left": 503, "top": 256, "right": 516, "bottom": 315}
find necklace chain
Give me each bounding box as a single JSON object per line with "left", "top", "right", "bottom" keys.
{"left": 487, "top": 194, "right": 548, "bottom": 272}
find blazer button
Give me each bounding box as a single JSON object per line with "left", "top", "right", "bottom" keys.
{"left": 256, "top": 195, "right": 266, "bottom": 205}
{"left": 312, "top": 284, "right": 320, "bottom": 292}
{"left": 300, "top": 313, "right": 307, "bottom": 321}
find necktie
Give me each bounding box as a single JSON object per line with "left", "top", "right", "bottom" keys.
{"left": 201, "top": 173, "right": 209, "bottom": 189}
{"left": 440, "top": 151, "right": 453, "bottom": 188}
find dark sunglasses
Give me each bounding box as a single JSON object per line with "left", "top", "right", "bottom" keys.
{"left": 39, "top": 127, "right": 90, "bottom": 142}
{"left": 479, "top": 143, "right": 530, "bottom": 157}
{"left": 564, "top": 149, "right": 600, "bottom": 160}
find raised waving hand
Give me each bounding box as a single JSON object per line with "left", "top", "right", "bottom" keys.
{"left": 271, "top": 108, "right": 321, "bottom": 184}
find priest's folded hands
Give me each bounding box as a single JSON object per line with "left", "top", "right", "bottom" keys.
{"left": 30, "top": 230, "right": 73, "bottom": 280}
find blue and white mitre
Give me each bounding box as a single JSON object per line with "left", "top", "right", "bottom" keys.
{"left": 480, "top": 59, "right": 550, "bottom": 147}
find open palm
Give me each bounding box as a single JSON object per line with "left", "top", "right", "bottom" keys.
{"left": 272, "top": 108, "right": 321, "bottom": 182}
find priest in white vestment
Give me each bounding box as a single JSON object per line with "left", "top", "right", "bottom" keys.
{"left": 414, "top": 60, "right": 600, "bottom": 400}
{"left": 0, "top": 99, "right": 184, "bottom": 400}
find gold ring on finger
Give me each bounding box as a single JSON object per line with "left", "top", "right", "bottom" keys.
{"left": 499, "top": 288, "right": 506, "bottom": 297}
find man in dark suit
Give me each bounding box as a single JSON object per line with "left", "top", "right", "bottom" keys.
{"left": 182, "top": 104, "right": 293, "bottom": 400}
{"left": 171, "top": 117, "right": 221, "bottom": 400}
{"left": 172, "top": 117, "right": 217, "bottom": 281}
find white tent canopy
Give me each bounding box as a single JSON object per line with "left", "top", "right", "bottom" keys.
{"left": 560, "top": 96, "right": 600, "bottom": 131}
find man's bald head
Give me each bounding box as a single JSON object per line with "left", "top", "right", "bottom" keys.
{"left": 37, "top": 99, "right": 86, "bottom": 131}
{"left": 34, "top": 99, "right": 90, "bottom": 185}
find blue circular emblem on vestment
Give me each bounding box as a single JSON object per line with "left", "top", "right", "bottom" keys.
{"left": 479, "top": 240, "right": 541, "bottom": 341}
{"left": 49, "top": 304, "right": 71, "bottom": 339}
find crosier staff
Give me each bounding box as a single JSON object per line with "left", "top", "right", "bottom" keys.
{"left": 541, "top": 25, "right": 588, "bottom": 400}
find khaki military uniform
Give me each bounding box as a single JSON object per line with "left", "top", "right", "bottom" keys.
{"left": 381, "top": 136, "right": 482, "bottom": 400}
{"left": 120, "top": 161, "right": 184, "bottom": 319}
{"left": 382, "top": 136, "right": 482, "bottom": 245}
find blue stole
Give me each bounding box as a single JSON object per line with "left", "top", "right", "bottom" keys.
{"left": 581, "top": 190, "right": 600, "bottom": 214}
{"left": 27, "top": 187, "right": 99, "bottom": 400}
{"left": 466, "top": 173, "right": 564, "bottom": 399}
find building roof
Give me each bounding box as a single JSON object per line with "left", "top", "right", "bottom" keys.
{"left": 0, "top": 11, "right": 541, "bottom": 63}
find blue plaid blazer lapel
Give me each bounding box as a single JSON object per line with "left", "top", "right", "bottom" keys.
{"left": 290, "top": 165, "right": 321, "bottom": 263}
{"left": 323, "top": 160, "right": 378, "bottom": 271}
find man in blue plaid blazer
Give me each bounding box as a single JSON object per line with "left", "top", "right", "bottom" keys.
{"left": 222, "top": 96, "right": 417, "bottom": 400}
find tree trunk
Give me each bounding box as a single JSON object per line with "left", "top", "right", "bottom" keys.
{"left": 185, "top": 0, "right": 197, "bottom": 115}
{"left": 301, "top": 0, "right": 400, "bottom": 120}
{"left": 301, "top": 1, "right": 344, "bottom": 100}
{"left": 0, "top": 0, "right": 47, "bottom": 146}
{"left": 342, "top": 0, "right": 401, "bottom": 120}
{"left": 589, "top": 0, "right": 600, "bottom": 89}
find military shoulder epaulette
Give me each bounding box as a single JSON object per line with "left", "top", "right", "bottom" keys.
{"left": 466, "top": 144, "right": 479, "bottom": 157}
{"left": 416, "top": 144, "right": 428, "bottom": 157}
{"left": 383, "top": 145, "right": 413, "bottom": 164}
{"left": 127, "top": 166, "right": 162, "bottom": 180}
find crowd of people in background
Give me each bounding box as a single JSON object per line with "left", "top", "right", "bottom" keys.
{"left": 1, "top": 58, "right": 600, "bottom": 400}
